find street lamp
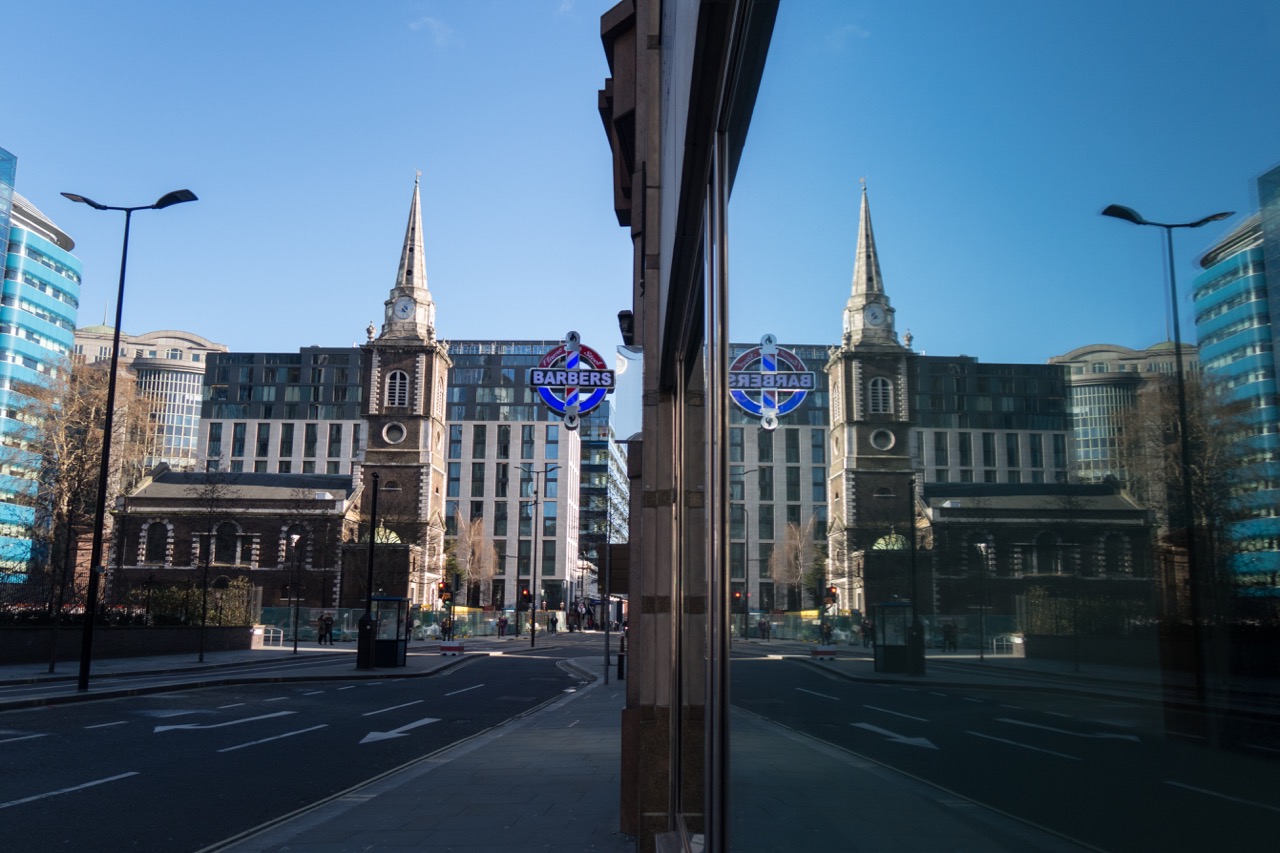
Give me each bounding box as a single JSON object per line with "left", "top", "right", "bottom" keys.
{"left": 732, "top": 467, "right": 761, "bottom": 637}
{"left": 975, "top": 542, "right": 992, "bottom": 663}
{"left": 520, "top": 463, "right": 559, "bottom": 648}
{"left": 356, "top": 472, "right": 380, "bottom": 670}
{"left": 62, "top": 188, "right": 197, "bottom": 692}
{"left": 1101, "top": 203, "right": 1232, "bottom": 703}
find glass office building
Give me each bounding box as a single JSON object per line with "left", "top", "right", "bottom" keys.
{"left": 1193, "top": 167, "right": 1280, "bottom": 589}
{"left": 0, "top": 147, "right": 82, "bottom": 578}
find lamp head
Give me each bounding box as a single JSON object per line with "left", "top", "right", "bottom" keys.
{"left": 1190, "top": 211, "right": 1234, "bottom": 228}
{"left": 152, "top": 189, "right": 198, "bottom": 209}
{"left": 1101, "top": 204, "right": 1147, "bottom": 225}
{"left": 61, "top": 192, "right": 107, "bottom": 210}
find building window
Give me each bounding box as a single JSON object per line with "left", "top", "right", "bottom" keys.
{"left": 758, "top": 429, "right": 774, "bottom": 463}
{"left": 145, "top": 523, "right": 168, "bottom": 564}
{"left": 256, "top": 423, "right": 271, "bottom": 457}
{"left": 473, "top": 424, "right": 487, "bottom": 458}
{"left": 278, "top": 461, "right": 293, "bottom": 473}
{"left": 279, "top": 423, "right": 294, "bottom": 457}
{"left": 448, "top": 462, "right": 460, "bottom": 497}
{"left": 207, "top": 422, "right": 223, "bottom": 459}
{"left": 1006, "top": 433, "right": 1020, "bottom": 468}
{"left": 522, "top": 425, "right": 536, "bottom": 459}
{"left": 496, "top": 463, "right": 509, "bottom": 498}
{"left": 471, "top": 462, "right": 486, "bottom": 497}
{"left": 328, "top": 424, "right": 343, "bottom": 457}
{"left": 545, "top": 424, "right": 559, "bottom": 460}
{"left": 385, "top": 370, "right": 409, "bottom": 407}
{"left": 497, "top": 424, "right": 511, "bottom": 459}
{"left": 304, "top": 423, "right": 318, "bottom": 456}
{"left": 868, "top": 376, "right": 893, "bottom": 413}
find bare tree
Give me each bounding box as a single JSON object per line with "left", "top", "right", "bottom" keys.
{"left": 0, "top": 360, "right": 153, "bottom": 625}
{"left": 770, "top": 517, "right": 818, "bottom": 610}
{"left": 452, "top": 514, "right": 498, "bottom": 606}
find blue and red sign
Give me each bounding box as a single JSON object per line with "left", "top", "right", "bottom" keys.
{"left": 728, "top": 334, "right": 814, "bottom": 430}
{"left": 528, "top": 331, "right": 614, "bottom": 430}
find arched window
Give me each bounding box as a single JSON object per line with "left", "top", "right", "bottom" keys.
{"left": 1033, "top": 531, "right": 1061, "bottom": 574}
{"left": 868, "top": 377, "right": 893, "bottom": 414}
{"left": 1103, "top": 534, "right": 1127, "bottom": 575}
{"left": 284, "top": 525, "right": 307, "bottom": 564}
{"left": 145, "top": 523, "right": 168, "bottom": 564}
{"left": 214, "top": 522, "right": 239, "bottom": 565}
{"left": 386, "top": 370, "right": 409, "bottom": 407}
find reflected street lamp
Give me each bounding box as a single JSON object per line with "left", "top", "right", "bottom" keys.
{"left": 520, "top": 463, "right": 560, "bottom": 648}
{"left": 357, "top": 472, "right": 380, "bottom": 670}
{"left": 1101, "top": 203, "right": 1232, "bottom": 703}
{"left": 62, "top": 189, "right": 197, "bottom": 692}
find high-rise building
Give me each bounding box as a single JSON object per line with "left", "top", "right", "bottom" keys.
{"left": 0, "top": 147, "right": 82, "bottom": 578}
{"left": 1048, "top": 342, "right": 1198, "bottom": 484}
{"left": 75, "top": 327, "right": 227, "bottom": 470}
{"left": 1192, "top": 165, "right": 1280, "bottom": 589}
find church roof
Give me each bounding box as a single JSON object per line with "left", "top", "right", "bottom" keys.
{"left": 130, "top": 469, "right": 356, "bottom": 504}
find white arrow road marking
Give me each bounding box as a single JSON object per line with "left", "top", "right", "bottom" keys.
{"left": 1165, "top": 781, "right": 1280, "bottom": 814}
{"left": 0, "top": 772, "right": 139, "bottom": 810}
{"left": 154, "top": 711, "right": 296, "bottom": 733}
{"left": 863, "top": 704, "right": 929, "bottom": 722}
{"left": 360, "top": 716, "right": 441, "bottom": 744}
{"left": 362, "top": 700, "right": 424, "bottom": 717}
{"left": 218, "top": 725, "right": 329, "bottom": 753}
{"left": 969, "top": 731, "right": 1080, "bottom": 760}
{"left": 796, "top": 687, "right": 840, "bottom": 700}
{"left": 851, "top": 723, "right": 938, "bottom": 749}
{"left": 997, "top": 717, "right": 1140, "bottom": 742}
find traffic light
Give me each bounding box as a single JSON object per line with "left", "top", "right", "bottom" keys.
{"left": 521, "top": 587, "right": 532, "bottom": 609}
{"left": 732, "top": 589, "right": 743, "bottom": 609}
{"left": 438, "top": 579, "right": 451, "bottom": 602}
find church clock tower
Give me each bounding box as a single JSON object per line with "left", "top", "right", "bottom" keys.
{"left": 825, "top": 183, "right": 917, "bottom": 613}
{"left": 358, "top": 175, "right": 451, "bottom": 604}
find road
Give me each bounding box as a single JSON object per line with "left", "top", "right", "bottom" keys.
{"left": 0, "top": 650, "right": 584, "bottom": 851}
{"left": 731, "top": 654, "right": 1278, "bottom": 852}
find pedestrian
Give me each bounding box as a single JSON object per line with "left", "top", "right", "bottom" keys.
{"left": 757, "top": 618, "right": 767, "bottom": 640}
{"left": 322, "top": 612, "right": 335, "bottom": 645}
{"left": 942, "top": 621, "right": 957, "bottom": 652}
{"left": 497, "top": 615, "right": 508, "bottom": 638}
{"left": 315, "top": 613, "right": 327, "bottom": 645}
{"left": 548, "top": 613, "right": 558, "bottom": 634}
{"left": 820, "top": 621, "right": 833, "bottom": 645}
{"left": 440, "top": 615, "right": 452, "bottom": 641}
{"left": 861, "top": 619, "right": 874, "bottom": 648}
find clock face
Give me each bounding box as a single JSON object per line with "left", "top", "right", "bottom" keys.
{"left": 392, "top": 297, "right": 415, "bottom": 320}
{"left": 864, "top": 304, "right": 886, "bottom": 327}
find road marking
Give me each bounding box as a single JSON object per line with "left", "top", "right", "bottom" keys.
{"left": 217, "top": 703, "right": 246, "bottom": 709}
{"left": 929, "top": 692, "right": 947, "bottom": 697}
{"left": 337, "top": 686, "right": 356, "bottom": 691}
{"left": 361, "top": 716, "right": 441, "bottom": 744}
{"left": 155, "top": 711, "right": 296, "bottom": 733}
{"left": 851, "top": 723, "right": 938, "bottom": 749}
{"left": 85, "top": 721, "right": 128, "bottom": 730}
{"left": 445, "top": 683, "right": 485, "bottom": 697}
{"left": 1000, "top": 704, "right": 1023, "bottom": 710}
{"left": 968, "top": 731, "right": 1080, "bottom": 760}
{"left": 963, "top": 698, "right": 983, "bottom": 703}
{"left": 1165, "top": 781, "right": 1280, "bottom": 814}
{"left": 362, "top": 700, "right": 425, "bottom": 717}
{"left": 863, "top": 704, "right": 929, "bottom": 722}
{"left": 0, "top": 733, "right": 48, "bottom": 745}
{"left": 218, "top": 725, "right": 329, "bottom": 753}
{"left": 303, "top": 691, "right": 325, "bottom": 696}
{"left": 265, "top": 697, "right": 289, "bottom": 702}
{"left": 997, "top": 718, "right": 1139, "bottom": 742}
{"left": 0, "top": 772, "right": 139, "bottom": 810}
{"left": 796, "top": 687, "right": 840, "bottom": 701}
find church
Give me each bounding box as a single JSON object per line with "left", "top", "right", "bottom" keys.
{"left": 108, "top": 177, "right": 450, "bottom": 615}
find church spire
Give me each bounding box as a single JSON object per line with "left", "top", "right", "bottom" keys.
{"left": 842, "top": 181, "right": 898, "bottom": 347}
{"left": 380, "top": 172, "right": 437, "bottom": 341}
{"left": 851, "top": 179, "right": 884, "bottom": 297}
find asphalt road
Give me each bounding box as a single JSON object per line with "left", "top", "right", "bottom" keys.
{"left": 0, "top": 652, "right": 584, "bottom": 851}
{"left": 731, "top": 656, "right": 1278, "bottom": 852}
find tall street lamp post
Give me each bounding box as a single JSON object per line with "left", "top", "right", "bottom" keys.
{"left": 521, "top": 463, "right": 559, "bottom": 649}
{"left": 733, "top": 468, "right": 760, "bottom": 638}
{"left": 1102, "top": 203, "right": 1232, "bottom": 703}
{"left": 62, "top": 189, "right": 197, "bottom": 692}
{"left": 357, "top": 472, "right": 380, "bottom": 670}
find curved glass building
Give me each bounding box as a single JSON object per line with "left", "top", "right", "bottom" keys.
{"left": 0, "top": 148, "right": 82, "bottom": 579}
{"left": 1193, "top": 190, "right": 1280, "bottom": 591}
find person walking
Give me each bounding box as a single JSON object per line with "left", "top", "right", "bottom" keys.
{"left": 548, "top": 612, "right": 558, "bottom": 634}
{"left": 497, "top": 615, "right": 508, "bottom": 638}
{"left": 321, "top": 612, "right": 335, "bottom": 645}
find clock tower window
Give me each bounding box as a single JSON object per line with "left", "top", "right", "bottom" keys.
{"left": 868, "top": 377, "right": 893, "bottom": 414}
{"left": 386, "top": 370, "right": 409, "bottom": 407}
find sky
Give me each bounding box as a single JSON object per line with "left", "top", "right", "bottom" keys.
{"left": 6, "top": 1, "right": 1280, "bottom": 402}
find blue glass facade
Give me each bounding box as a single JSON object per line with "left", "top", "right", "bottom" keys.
{"left": 1193, "top": 164, "right": 1280, "bottom": 590}
{"left": 0, "top": 148, "right": 82, "bottom": 578}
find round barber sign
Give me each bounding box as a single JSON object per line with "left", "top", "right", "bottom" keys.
{"left": 728, "top": 333, "right": 814, "bottom": 430}
{"left": 528, "top": 331, "right": 615, "bottom": 430}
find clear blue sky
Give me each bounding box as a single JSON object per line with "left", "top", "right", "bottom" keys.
{"left": 6, "top": 0, "right": 1280, "bottom": 376}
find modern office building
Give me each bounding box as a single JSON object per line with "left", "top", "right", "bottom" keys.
{"left": 1048, "top": 342, "right": 1199, "bottom": 484}
{"left": 0, "top": 147, "right": 82, "bottom": 578}
{"left": 75, "top": 326, "right": 227, "bottom": 470}
{"left": 912, "top": 355, "right": 1071, "bottom": 486}
{"left": 1192, "top": 166, "right": 1280, "bottom": 589}
{"left": 199, "top": 346, "right": 365, "bottom": 475}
